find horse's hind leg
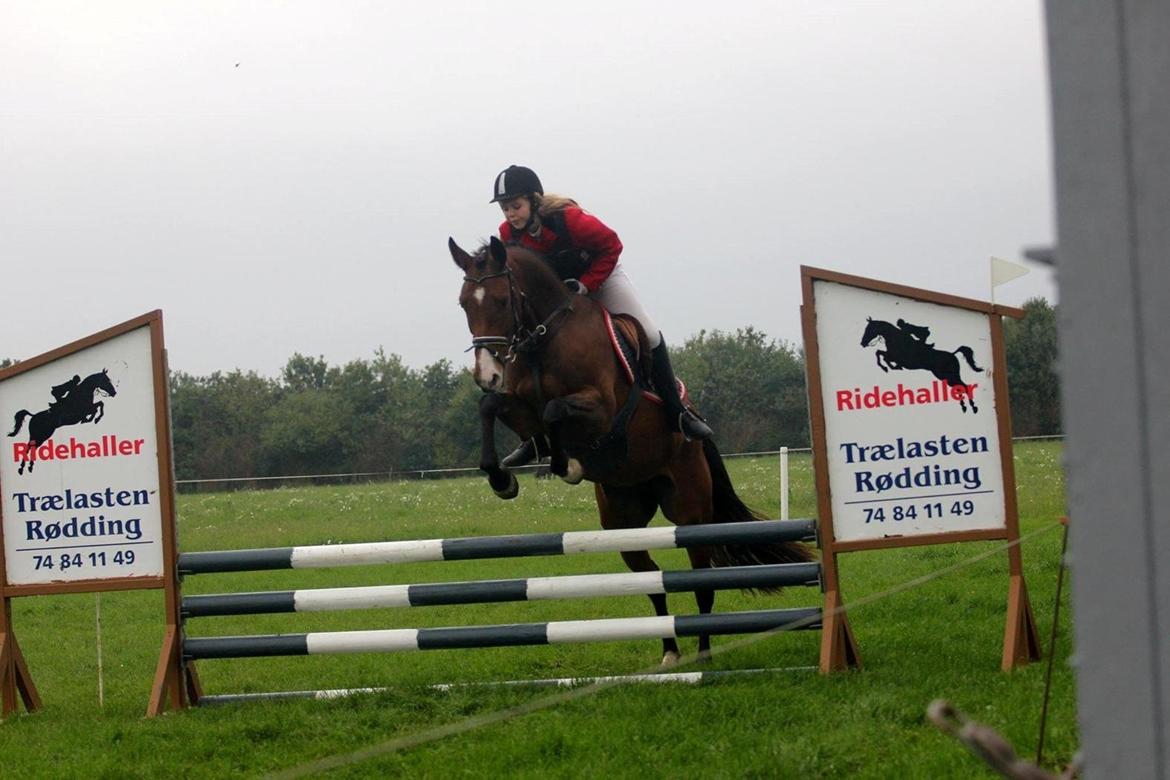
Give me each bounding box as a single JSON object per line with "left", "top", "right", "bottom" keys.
{"left": 621, "top": 549, "right": 682, "bottom": 666}
{"left": 941, "top": 372, "right": 977, "bottom": 414}
{"left": 654, "top": 451, "right": 717, "bottom": 661}
{"left": 685, "top": 546, "right": 715, "bottom": 661}
{"left": 597, "top": 483, "right": 681, "bottom": 666}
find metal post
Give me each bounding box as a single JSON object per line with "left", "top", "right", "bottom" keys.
{"left": 1045, "top": 2, "right": 1170, "bottom": 776}
{"left": 780, "top": 446, "right": 789, "bottom": 522}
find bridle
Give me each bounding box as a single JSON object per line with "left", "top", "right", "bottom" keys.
{"left": 462, "top": 262, "right": 575, "bottom": 366}
{"left": 463, "top": 267, "right": 522, "bottom": 362}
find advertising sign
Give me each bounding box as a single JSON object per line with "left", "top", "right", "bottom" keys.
{"left": 0, "top": 312, "right": 183, "bottom": 718}
{"left": 0, "top": 313, "right": 175, "bottom": 593}
{"left": 802, "top": 267, "right": 1040, "bottom": 673}
{"left": 811, "top": 280, "right": 1006, "bottom": 543}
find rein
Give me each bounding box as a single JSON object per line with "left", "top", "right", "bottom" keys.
{"left": 512, "top": 298, "right": 574, "bottom": 355}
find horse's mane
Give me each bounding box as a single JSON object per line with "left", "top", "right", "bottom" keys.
{"left": 473, "top": 241, "right": 568, "bottom": 307}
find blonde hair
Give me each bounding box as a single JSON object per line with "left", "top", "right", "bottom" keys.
{"left": 534, "top": 193, "right": 579, "bottom": 217}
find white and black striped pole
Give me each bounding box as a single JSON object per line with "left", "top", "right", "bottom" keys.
{"left": 182, "top": 562, "right": 822, "bottom": 618}
{"left": 184, "top": 607, "right": 822, "bottom": 660}
{"left": 179, "top": 519, "right": 817, "bottom": 575}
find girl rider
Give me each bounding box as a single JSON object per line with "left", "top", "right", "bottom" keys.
{"left": 490, "top": 164, "right": 713, "bottom": 467}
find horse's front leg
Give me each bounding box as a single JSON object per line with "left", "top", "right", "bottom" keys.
{"left": 543, "top": 389, "right": 607, "bottom": 485}
{"left": 91, "top": 401, "right": 104, "bottom": 424}
{"left": 543, "top": 425, "right": 570, "bottom": 482}
{"left": 478, "top": 392, "right": 519, "bottom": 500}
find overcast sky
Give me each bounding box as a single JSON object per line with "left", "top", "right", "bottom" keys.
{"left": 1, "top": 2, "right": 1056, "bottom": 378}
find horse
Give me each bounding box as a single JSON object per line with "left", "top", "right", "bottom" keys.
{"left": 448, "top": 235, "right": 813, "bottom": 665}
{"left": 8, "top": 369, "right": 118, "bottom": 474}
{"left": 860, "top": 318, "right": 983, "bottom": 413}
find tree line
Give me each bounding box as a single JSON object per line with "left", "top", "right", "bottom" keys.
{"left": 1, "top": 299, "right": 1059, "bottom": 480}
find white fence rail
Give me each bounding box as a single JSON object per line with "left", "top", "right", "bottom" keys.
{"left": 174, "top": 435, "right": 1064, "bottom": 493}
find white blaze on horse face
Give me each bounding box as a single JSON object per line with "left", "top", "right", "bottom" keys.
{"left": 473, "top": 348, "right": 506, "bottom": 391}
{"left": 472, "top": 287, "right": 486, "bottom": 306}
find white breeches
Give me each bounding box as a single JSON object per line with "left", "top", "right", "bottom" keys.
{"left": 591, "top": 263, "right": 662, "bottom": 348}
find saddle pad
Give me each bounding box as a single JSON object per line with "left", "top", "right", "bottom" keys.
{"left": 601, "top": 309, "right": 687, "bottom": 406}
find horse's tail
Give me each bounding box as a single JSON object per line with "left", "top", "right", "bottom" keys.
{"left": 701, "top": 438, "right": 815, "bottom": 590}
{"left": 953, "top": 346, "right": 983, "bottom": 372}
{"left": 8, "top": 410, "right": 31, "bottom": 437}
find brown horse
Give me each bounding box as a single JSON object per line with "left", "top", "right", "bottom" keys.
{"left": 448, "top": 236, "right": 813, "bottom": 664}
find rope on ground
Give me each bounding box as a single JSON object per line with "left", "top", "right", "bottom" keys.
{"left": 265, "top": 520, "right": 1065, "bottom": 780}
{"left": 1036, "top": 518, "right": 1070, "bottom": 766}
{"left": 928, "top": 699, "right": 1080, "bottom": 779}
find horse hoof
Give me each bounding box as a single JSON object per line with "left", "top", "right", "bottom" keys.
{"left": 697, "top": 649, "right": 712, "bottom": 663}
{"left": 561, "top": 459, "right": 585, "bottom": 485}
{"left": 660, "top": 651, "right": 681, "bottom": 668}
{"left": 492, "top": 473, "right": 519, "bottom": 500}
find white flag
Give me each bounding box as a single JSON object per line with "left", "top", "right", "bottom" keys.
{"left": 991, "top": 256, "right": 1030, "bottom": 288}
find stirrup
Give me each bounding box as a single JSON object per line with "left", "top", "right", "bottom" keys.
{"left": 679, "top": 411, "right": 713, "bottom": 442}
{"left": 502, "top": 438, "right": 539, "bottom": 468}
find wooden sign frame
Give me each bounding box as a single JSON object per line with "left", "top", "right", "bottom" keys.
{"left": 800, "top": 266, "right": 1041, "bottom": 672}
{"left": 0, "top": 311, "right": 185, "bottom": 716}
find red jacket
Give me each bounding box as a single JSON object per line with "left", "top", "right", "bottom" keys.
{"left": 498, "top": 206, "right": 623, "bottom": 292}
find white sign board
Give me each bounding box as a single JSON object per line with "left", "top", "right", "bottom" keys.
{"left": 0, "top": 325, "right": 166, "bottom": 586}
{"left": 812, "top": 280, "right": 1006, "bottom": 543}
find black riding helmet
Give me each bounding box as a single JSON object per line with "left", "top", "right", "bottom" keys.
{"left": 490, "top": 165, "right": 543, "bottom": 203}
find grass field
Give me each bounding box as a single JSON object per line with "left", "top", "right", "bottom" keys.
{"left": 0, "top": 442, "right": 1075, "bottom": 778}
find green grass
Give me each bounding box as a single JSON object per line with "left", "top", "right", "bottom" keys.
{"left": 0, "top": 442, "right": 1075, "bottom": 778}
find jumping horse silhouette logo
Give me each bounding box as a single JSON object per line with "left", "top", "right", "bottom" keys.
{"left": 860, "top": 318, "right": 983, "bottom": 413}
{"left": 7, "top": 369, "right": 118, "bottom": 474}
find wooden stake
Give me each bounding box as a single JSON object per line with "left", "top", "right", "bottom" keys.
{"left": 146, "top": 626, "right": 187, "bottom": 716}
{"left": 0, "top": 598, "right": 41, "bottom": 716}
{"left": 1002, "top": 572, "right": 1042, "bottom": 670}
{"left": 819, "top": 588, "right": 862, "bottom": 673}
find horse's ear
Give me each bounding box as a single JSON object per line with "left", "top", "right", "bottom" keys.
{"left": 448, "top": 237, "right": 472, "bottom": 271}
{"left": 488, "top": 235, "right": 508, "bottom": 267}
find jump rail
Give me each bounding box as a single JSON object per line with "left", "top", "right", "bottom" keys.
{"left": 184, "top": 607, "right": 823, "bottom": 660}
{"left": 198, "top": 667, "right": 818, "bottom": 705}
{"left": 178, "top": 518, "right": 818, "bottom": 575}
{"left": 181, "top": 518, "right": 824, "bottom": 704}
{"left": 182, "top": 562, "right": 823, "bottom": 618}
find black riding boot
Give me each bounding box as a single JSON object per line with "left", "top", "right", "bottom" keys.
{"left": 502, "top": 436, "right": 547, "bottom": 468}
{"left": 650, "top": 338, "right": 713, "bottom": 441}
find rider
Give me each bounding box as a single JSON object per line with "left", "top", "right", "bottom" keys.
{"left": 896, "top": 319, "right": 934, "bottom": 348}
{"left": 490, "top": 164, "right": 713, "bottom": 465}
{"left": 50, "top": 375, "right": 81, "bottom": 406}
